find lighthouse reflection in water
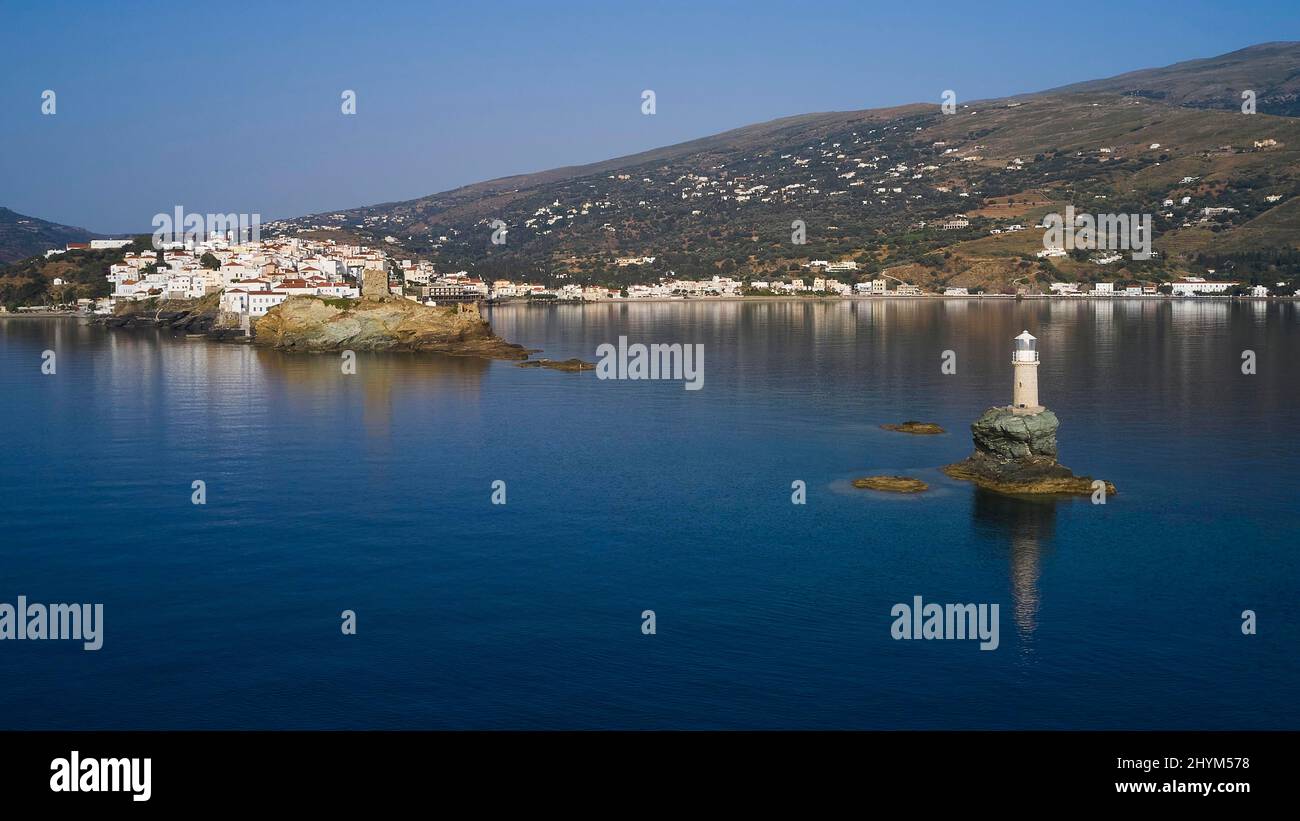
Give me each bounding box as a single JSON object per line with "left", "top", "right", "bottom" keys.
{"left": 973, "top": 489, "right": 1058, "bottom": 650}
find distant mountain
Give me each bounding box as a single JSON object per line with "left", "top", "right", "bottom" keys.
{"left": 1039, "top": 42, "right": 1300, "bottom": 116}
{"left": 0, "top": 207, "right": 99, "bottom": 264}
{"left": 274, "top": 44, "right": 1300, "bottom": 294}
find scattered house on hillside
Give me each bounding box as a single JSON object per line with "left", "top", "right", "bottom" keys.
{"left": 1196, "top": 210, "right": 1237, "bottom": 223}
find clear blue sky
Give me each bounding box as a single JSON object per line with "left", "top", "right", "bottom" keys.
{"left": 2, "top": 0, "right": 1297, "bottom": 233}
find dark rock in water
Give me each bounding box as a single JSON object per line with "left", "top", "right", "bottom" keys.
{"left": 970, "top": 406, "right": 1057, "bottom": 459}
{"left": 943, "top": 406, "right": 1114, "bottom": 497}
{"left": 943, "top": 452, "right": 1115, "bottom": 496}
{"left": 881, "top": 421, "right": 945, "bottom": 435}
{"left": 206, "top": 327, "right": 249, "bottom": 342}
{"left": 95, "top": 295, "right": 227, "bottom": 336}
{"left": 517, "top": 358, "right": 595, "bottom": 371}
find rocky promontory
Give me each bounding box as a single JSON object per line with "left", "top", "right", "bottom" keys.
{"left": 253, "top": 296, "right": 530, "bottom": 359}
{"left": 97, "top": 293, "right": 543, "bottom": 362}
{"left": 942, "top": 406, "right": 1115, "bottom": 496}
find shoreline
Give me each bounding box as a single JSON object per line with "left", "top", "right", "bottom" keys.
{"left": 0, "top": 311, "right": 86, "bottom": 318}
{"left": 484, "top": 294, "right": 1298, "bottom": 305}
{"left": 6, "top": 291, "right": 1295, "bottom": 320}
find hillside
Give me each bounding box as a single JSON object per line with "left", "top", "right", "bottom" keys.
{"left": 0, "top": 207, "right": 99, "bottom": 264}
{"left": 1039, "top": 42, "right": 1300, "bottom": 116}
{"left": 0, "top": 239, "right": 148, "bottom": 310}
{"left": 271, "top": 44, "right": 1300, "bottom": 294}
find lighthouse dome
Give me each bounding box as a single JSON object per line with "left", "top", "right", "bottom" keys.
{"left": 1014, "top": 331, "right": 1037, "bottom": 355}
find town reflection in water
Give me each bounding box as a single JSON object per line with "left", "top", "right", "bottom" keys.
{"left": 251, "top": 346, "right": 492, "bottom": 439}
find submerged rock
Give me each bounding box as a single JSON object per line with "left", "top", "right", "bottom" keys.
{"left": 943, "top": 406, "right": 1115, "bottom": 497}
{"left": 881, "top": 421, "right": 945, "bottom": 435}
{"left": 852, "top": 475, "right": 929, "bottom": 493}
{"left": 517, "top": 358, "right": 595, "bottom": 371}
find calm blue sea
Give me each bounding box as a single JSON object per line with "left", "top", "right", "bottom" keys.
{"left": 0, "top": 299, "right": 1296, "bottom": 729}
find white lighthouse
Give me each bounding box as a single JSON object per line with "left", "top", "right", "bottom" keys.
{"left": 1011, "top": 330, "right": 1043, "bottom": 414}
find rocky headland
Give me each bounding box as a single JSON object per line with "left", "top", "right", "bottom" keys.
{"left": 253, "top": 296, "right": 530, "bottom": 359}
{"left": 942, "top": 406, "right": 1116, "bottom": 497}
{"left": 98, "top": 294, "right": 547, "bottom": 362}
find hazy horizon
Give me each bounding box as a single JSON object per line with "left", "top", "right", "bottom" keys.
{"left": 3, "top": 0, "right": 1298, "bottom": 233}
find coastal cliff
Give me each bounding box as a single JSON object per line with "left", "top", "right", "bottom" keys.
{"left": 943, "top": 407, "right": 1116, "bottom": 496}
{"left": 99, "top": 294, "right": 246, "bottom": 340}
{"left": 253, "top": 296, "right": 530, "bottom": 359}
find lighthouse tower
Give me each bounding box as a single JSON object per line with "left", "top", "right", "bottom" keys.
{"left": 1011, "top": 330, "right": 1043, "bottom": 414}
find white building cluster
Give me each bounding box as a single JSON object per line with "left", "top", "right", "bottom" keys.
{"left": 106, "top": 235, "right": 370, "bottom": 316}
